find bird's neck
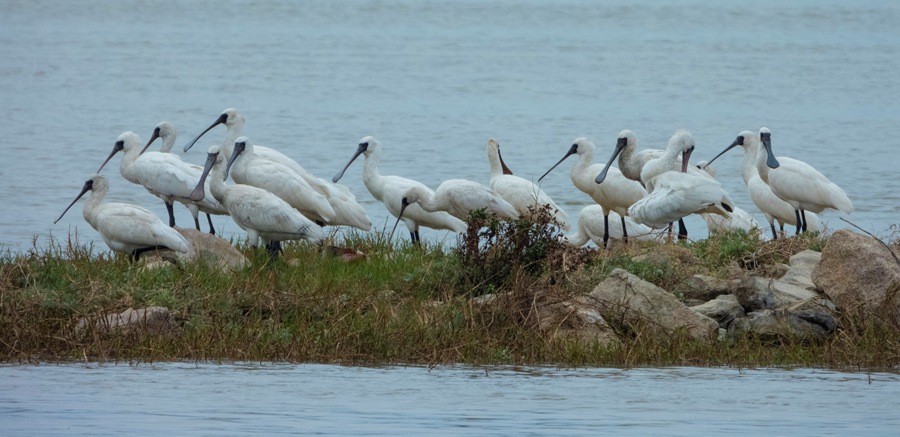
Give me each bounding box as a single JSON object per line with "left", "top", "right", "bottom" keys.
{"left": 160, "top": 134, "right": 176, "bottom": 153}
{"left": 488, "top": 148, "right": 503, "bottom": 178}
{"left": 221, "top": 124, "right": 243, "bottom": 160}
{"left": 416, "top": 191, "right": 441, "bottom": 213}
{"left": 740, "top": 143, "right": 759, "bottom": 185}
{"left": 361, "top": 152, "right": 382, "bottom": 192}
{"left": 208, "top": 160, "right": 229, "bottom": 202}
{"left": 82, "top": 188, "right": 105, "bottom": 229}
{"left": 755, "top": 142, "right": 771, "bottom": 182}
{"left": 120, "top": 147, "right": 144, "bottom": 184}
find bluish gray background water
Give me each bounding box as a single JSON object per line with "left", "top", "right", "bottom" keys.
{"left": 2, "top": 363, "right": 899, "bottom": 436}
{"left": 1, "top": 0, "right": 898, "bottom": 252}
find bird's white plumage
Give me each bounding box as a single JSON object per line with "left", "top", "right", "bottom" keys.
{"left": 694, "top": 160, "right": 760, "bottom": 234}
{"left": 229, "top": 137, "right": 336, "bottom": 224}
{"left": 146, "top": 122, "right": 227, "bottom": 223}
{"left": 197, "top": 146, "right": 325, "bottom": 246}
{"left": 333, "top": 137, "right": 466, "bottom": 238}
{"left": 756, "top": 128, "right": 852, "bottom": 216}
{"left": 68, "top": 175, "right": 190, "bottom": 255}
{"left": 403, "top": 179, "right": 519, "bottom": 221}
{"left": 564, "top": 205, "right": 655, "bottom": 247}
{"left": 629, "top": 173, "right": 735, "bottom": 228}
{"left": 486, "top": 139, "right": 570, "bottom": 230}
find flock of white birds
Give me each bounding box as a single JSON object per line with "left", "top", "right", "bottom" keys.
{"left": 54, "top": 108, "right": 853, "bottom": 260}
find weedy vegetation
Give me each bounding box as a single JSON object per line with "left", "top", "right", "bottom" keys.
{"left": 2, "top": 215, "right": 899, "bottom": 370}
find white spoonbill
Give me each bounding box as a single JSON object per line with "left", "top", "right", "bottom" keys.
{"left": 227, "top": 137, "right": 336, "bottom": 225}
{"left": 332, "top": 136, "right": 466, "bottom": 243}
{"left": 96, "top": 131, "right": 225, "bottom": 234}
{"left": 190, "top": 146, "right": 325, "bottom": 258}
{"left": 143, "top": 121, "right": 228, "bottom": 234}
{"left": 756, "top": 127, "right": 852, "bottom": 234}
{"left": 54, "top": 174, "right": 190, "bottom": 260}
{"left": 399, "top": 179, "right": 519, "bottom": 222}
{"left": 703, "top": 132, "right": 819, "bottom": 238}
{"left": 539, "top": 137, "right": 647, "bottom": 247}
{"left": 182, "top": 108, "right": 372, "bottom": 230}
{"left": 486, "top": 139, "right": 570, "bottom": 230}
{"left": 564, "top": 205, "right": 656, "bottom": 248}
{"left": 628, "top": 130, "right": 735, "bottom": 239}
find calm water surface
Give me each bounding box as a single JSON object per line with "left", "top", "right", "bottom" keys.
{"left": 1, "top": 0, "right": 898, "bottom": 252}
{"left": 2, "top": 363, "right": 899, "bottom": 436}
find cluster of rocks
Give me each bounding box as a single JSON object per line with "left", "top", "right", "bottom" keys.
{"left": 535, "top": 229, "right": 900, "bottom": 346}
{"left": 79, "top": 229, "right": 899, "bottom": 345}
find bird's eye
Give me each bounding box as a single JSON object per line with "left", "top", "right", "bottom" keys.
{"left": 115, "top": 140, "right": 124, "bottom": 148}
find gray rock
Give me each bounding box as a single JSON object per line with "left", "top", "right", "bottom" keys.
{"left": 680, "top": 274, "right": 751, "bottom": 304}
{"left": 779, "top": 250, "right": 821, "bottom": 291}
{"left": 690, "top": 294, "right": 745, "bottom": 329}
{"left": 736, "top": 277, "right": 821, "bottom": 312}
{"left": 536, "top": 295, "right": 621, "bottom": 347}
{"left": 812, "top": 229, "right": 900, "bottom": 321}
{"left": 138, "top": 228, "right": 248, "bottom": 271}
{"left": 76, "top": 307, "right": 176, "bottom": 336}
{"left": 177, "top": 228, "right": 248, "bottom": 271}
{"left": 731, "top": 297, "right": 837, "bottom": 342}
{"left": 590, "top": 269, "right": 718, "bottom": 341}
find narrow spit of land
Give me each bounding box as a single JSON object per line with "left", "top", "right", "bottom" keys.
{"left": 2, "top": 216, "right": 899, "bottom": 369}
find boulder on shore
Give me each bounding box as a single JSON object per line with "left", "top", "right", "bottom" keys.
{"left": 535, "top": 295, "right": 621, "bottom": 347}
{"left": 812, "top": 229, "right": 900, "bottom": 321}
{"left": 590, "top": 269, "right": 718, "bottom": 341}
{"left": 76, "top": 307, "right": 177, "bottom": 336}
{"left": 141, "top": 228, "right": 248, "bottom": 271}
{"left": 690, "top": 294, "right": 744, "bottom": 330}
{"left": 779, "top": 250, "right": 821, "bottom": 291}
{"left": 730, "top": 298, "right": 837, "bottom": 342}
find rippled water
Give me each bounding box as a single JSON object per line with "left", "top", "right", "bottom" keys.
{"left": 2, "top": 363, "right": 898, "bottom": 436}
{"left": 2, "top": 0, "right": 899, "bottom": 252}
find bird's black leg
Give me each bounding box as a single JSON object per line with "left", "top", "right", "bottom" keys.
{"left": 131, "top": 245, "right": 167, "bottom": 262}
{"left": 620, "top": 215, "right": 628, "bottom": 245}
{"left": 265, "top": 240, "right": 282, "bottom": 259}
{"left": 770, "top": 223, "right": 778, "bottom": 240}
{"left": 794, "top": 210, "right": 802, "bottom": 235}
{"left": 206, "top": 214, "right": 216, "bottom": 235}
{"left": 800, "top": 209, "right": 808, "bottom": 233}
{"left": 603, "top": 214, "right": 610, "bottom": 248}
{"left": 677, "top": 218, "right": 688, "bottom": 241}
{"left": 414, "top": 230, "right": 421, "bottom": 244}
{"left": 165, "top": 201, "right": 176, "bottom": 227}
{"left": 193, "top": 215, "right": 201, "bottom": 231}
{"left": 779, "top": 223, "right": 785, "bottom": 238}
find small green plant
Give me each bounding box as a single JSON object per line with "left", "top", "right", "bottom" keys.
{"left": 453, "top": 205, "right": 585, "bottom": 296}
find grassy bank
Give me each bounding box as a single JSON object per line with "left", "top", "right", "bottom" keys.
{"left": 2, "top": 217, "right": 899, "bottom": 369}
